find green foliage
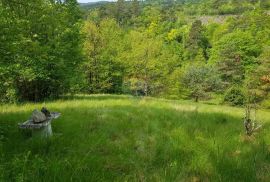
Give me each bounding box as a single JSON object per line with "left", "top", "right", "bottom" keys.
{"left": 181, "top": 64, "right": 221, "bottom": 102}
{"left": 185, "top": 20, "right": 209, "bottom": 61}
{"left": 260, "top": 0, "right": 270, "bottom": 8}
{"left": 261, "top": 98, "right": 270, "bottom": 109}
{"left": 210, "top": 30, "right": 261, "bottom": 87}
{"left": 0, "top": 0, "right": 83, "bottom": 102}
{"left": 2, "top": 0, "right": 270, "bottom": 106}
{"left": 224, "top": 87, "right": 245, "bottom": 106}
{"left": 78, "top": 1, "right": 270, "bottom": 106}
{"left": 122, "top": 31, "right": 167, "bottom": 96}
{"left": 183, "top": 0, "right": 265, "bottom": 15}
{"left": 245, "top": 46, "right": 270, "bottom": 102}
{"left": 82, "top": 18, "right": 124, "bottom": 94}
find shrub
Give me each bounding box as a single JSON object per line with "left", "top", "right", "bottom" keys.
{"left": 261, "top": 99, "right": 270, "bottom": 109}
{"left": 181, "top": 65, "right": 221, "bottom": 102}
{"left": 224, "top": 87, "right": 245, "bottom": 106}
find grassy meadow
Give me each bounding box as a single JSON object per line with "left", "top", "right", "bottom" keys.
{"left": 0, "top": 95, "right": 270, "bottom": 181}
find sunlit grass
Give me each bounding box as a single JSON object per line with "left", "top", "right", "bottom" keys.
{"left": 0, "top": 95, "right": 270, "bottom": 181}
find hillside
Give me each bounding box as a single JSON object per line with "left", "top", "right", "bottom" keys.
{"left": 79, "top": 1, "right": 112, "bottom": 10}
{"left": 1, "top": 95, "right": 270, "bottom": 181}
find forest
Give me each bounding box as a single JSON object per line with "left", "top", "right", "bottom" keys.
{"left": 0, "top": 0, "right": 269, "bottom": 107}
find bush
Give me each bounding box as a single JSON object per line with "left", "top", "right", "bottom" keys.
{"left": 224, "top": 87, "right": 245, "bottom": 106}
{"left": 261, "top": 98, "right": 270, "bottom": 109}
{"left": 181, "top": 65, "right": 221, "bottom": 102}
{"left": 0, "top": 86, "right": 18, "bottom": 103}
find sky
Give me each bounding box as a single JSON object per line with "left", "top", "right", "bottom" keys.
{"left": 78, "top": 0, "right": 115, "bottom": 3}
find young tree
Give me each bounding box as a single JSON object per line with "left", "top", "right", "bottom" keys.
{"left": 131, "top": 0, "right": 140, "bottom": 17}
{"left": 181, "top": 64, "right": 221, "bottom": 102}
{"left": 122, "top": 22, "right": 182, "bottom": 97}
{"left": 115, "top": 0, "right": 129, "bottom": 25}
{"left": 210, "top": 30, "right": 261, "bottom": 87}
{"left": 185, "top": 20, "right": 209, "bottom": 61}
{"left": 122, "top": 31, "right": 166, "bottom": 96}
{"left": 83, "top": 18, "right": 124, "bottom": 94}
{"left": 246, "top": 46, "right": 270, "bottom": 101}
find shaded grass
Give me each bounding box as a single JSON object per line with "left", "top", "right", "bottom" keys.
{"left": 0, "top": 95, "right": 270, "bottom": 181}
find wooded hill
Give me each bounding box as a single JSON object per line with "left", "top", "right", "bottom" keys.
{"left": 1, "top": 0, "right": 270, "bottom": 108}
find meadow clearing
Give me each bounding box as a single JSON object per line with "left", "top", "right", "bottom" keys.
{"left": 0, "top": 95, "right": 270, "bottom": 181}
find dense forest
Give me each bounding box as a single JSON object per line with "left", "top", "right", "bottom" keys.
{"left": 1, "top": 0, "right": 270, "bottom": 107}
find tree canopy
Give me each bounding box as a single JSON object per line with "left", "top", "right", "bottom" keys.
{"left": 1, "top": 0, "right": 270, "bottom": 107}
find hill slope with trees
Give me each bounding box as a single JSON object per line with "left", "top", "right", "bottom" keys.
{"left": 1, "top": 0, "right": 270, "bottom": 108}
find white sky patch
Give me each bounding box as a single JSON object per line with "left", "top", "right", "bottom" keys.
{"left": 78, "top": 0, "right": 116, "bottom": 3}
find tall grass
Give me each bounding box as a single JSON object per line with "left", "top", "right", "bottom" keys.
{"left": 0, "top": 95, "right": 270, "bottom": 181}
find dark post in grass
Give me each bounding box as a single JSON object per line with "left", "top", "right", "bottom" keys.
{"left": 18, "top": 107, "right": 61, "bottom": 138}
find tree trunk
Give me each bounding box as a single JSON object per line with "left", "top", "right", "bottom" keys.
{"left": 195, "top": 96, "right": 199, "bottom": 102}
{"left": 144, "top": 82, "right": 148, "bottom": 96}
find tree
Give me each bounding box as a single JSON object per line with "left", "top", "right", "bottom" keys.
{"left": 122, "top": 29, "right": 177, "bottom": 96}
{"left": 181, "top": 64, "right": 221, "bottom": 102}
{"left": 131, "top": 0, "right": 140, "bottom": 17}
{"left": 0, "top": 0, "right": 83, "bottom": 102}
{"left": 115, "top": 0, "right": 129, "bottom": 25}
{"left": 0, "top": 2, "right": 20, "bottom": 102}
{"left": 122, "top": 31, "right": 167, "bottom": 96}
{"left": 246, "top": 47, "right": 270, "bottom": 101}
{"left": 185, "top": 20, "right": 209, "bottom": 61}
{"left": 82, "top": 18, "right": 124, "bottom": 94}
{"left": 210, "top": 30, "right": 261, "bottom": 87}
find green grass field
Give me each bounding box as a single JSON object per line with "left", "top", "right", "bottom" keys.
{"left": 1, "top": 95, "right": 270, "bottom": 182}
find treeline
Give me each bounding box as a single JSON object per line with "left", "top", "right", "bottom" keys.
{"left": 1, "top": 0, "right": 270, "bottom": 107}
{"left": 0, "top": 0, "right": 82, "bottom": 102}
{"left": 82, "top": 0, "right": 270, "bottom": 106}
{"left": 180, "top": 0, "right": 270, "bottom": 15}
{"left": 82, "top": 0, "right": 270, "bottom": 16}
